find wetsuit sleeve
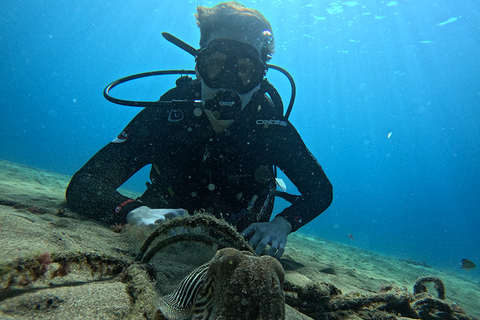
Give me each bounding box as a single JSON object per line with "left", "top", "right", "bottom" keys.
{"left": 65, "top": 108, "right": 158, "bottom": 224}
{"left": 66, "top": 80, "right": 196, "bottom": 224}
{"left": 272, "top": 123, "right": 333, "bottom": 232}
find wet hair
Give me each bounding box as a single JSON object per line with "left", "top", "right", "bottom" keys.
{"left": 195, "top": 1, "right": 275, "bottom": 61}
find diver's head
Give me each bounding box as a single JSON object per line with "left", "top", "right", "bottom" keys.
{"left": 196, "top": 2, "right": 275, "bottom": 62}
{"left": 195, "top": 2, "right": 274, "bottom": 128}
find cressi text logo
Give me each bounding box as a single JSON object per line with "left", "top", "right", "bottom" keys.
{"left": 256, "top": 119, "right": 288, "bottom": 127}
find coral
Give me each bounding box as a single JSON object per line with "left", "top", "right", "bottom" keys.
{"left": 283, "top": 276, "right": 475, "bottom": 320}
{"left": 136, "top": 213, "right": 254, "bottom": 264}
{"left": 0, "top": 251, "right": 130, "bottom": 292}
{"left": 413, "top": 276, "right": 446, "bottom": 300}
{"left": 32, "top": 252, "right": 52, "bottom": 281}
{"left": 139, "top": 233, "right": 222, "bottom": 264}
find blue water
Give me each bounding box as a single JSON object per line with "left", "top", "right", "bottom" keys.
{"left": 1, "top": 1, "right": 479, "bottom": 279}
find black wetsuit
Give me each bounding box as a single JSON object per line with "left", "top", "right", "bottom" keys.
{"left": 66, "top": 78, "right": 332, "bottom": 232}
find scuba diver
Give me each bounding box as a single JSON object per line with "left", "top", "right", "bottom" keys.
{"left": 66, "top": 1, "right": 332, "bottom": 259}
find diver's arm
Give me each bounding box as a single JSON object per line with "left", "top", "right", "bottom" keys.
{"left": 66, "top": 80, "right": 195, "bottom": 224}
{"left": 66, "top": 110, "right": 156, "bottom": 224}
{"left": 273, "top": 124, "right": 333, "bottom": 232}
{"left": 66, "top": 143, "right": 146, "bottom": 223}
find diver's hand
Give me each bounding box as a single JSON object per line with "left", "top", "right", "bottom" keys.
{"left": 242, "top": 216, "right": 292, "bottom": 259}
{"left": 126, "top": 206, "right": 187, "bottom": 227}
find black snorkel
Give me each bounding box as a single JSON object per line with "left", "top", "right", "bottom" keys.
{"left": 162, "top": 32, "right": 198, "bottom": 57}
{"left": 103, "top": 33, "right": 296, "bottom": 119}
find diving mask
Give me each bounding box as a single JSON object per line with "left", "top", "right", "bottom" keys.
{"left": 196, "top": 39, "right": 267, "bottom": 94}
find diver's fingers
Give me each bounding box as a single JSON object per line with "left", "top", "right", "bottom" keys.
{"left": 242, "top": 223, "right": 258, "bottom": 238}
{"left": 254, "top": 236, "right": 270, "bottom": 256}
{"left": 267, "top": 243, "right": 278, "bottom": 257}
{"left": 274, "top": 245, "right": 285, "bottom": 259}
{"left": 248, "top": 232, "right": 262, "bottom": 247}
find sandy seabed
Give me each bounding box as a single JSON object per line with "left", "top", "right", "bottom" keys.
{"left": 0, "top": 158, "right": 478, "bottom": 320}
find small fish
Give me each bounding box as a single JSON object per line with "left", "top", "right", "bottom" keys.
{"left": 438, "top": 17, "right": 458, "bottom": 26}
{"left": 461, "top": 259, "right": 476, "bottom": 271}
{"left": 348, "top": 234, "right": 355, "bottom": 240}
{"left": 158, "top": 263, "right": 209, "bottom": 319}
